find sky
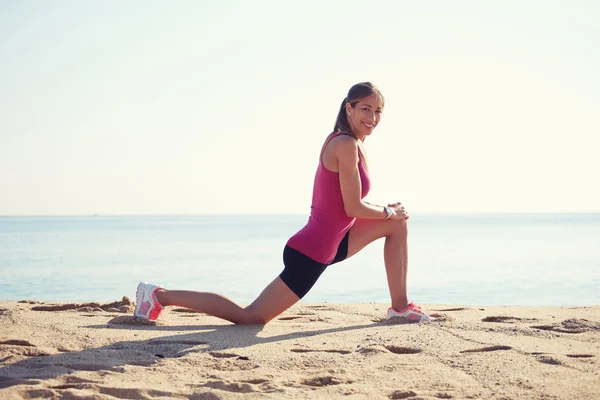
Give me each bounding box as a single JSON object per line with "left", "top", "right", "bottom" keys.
{"left": 1, "top": 0, "right": 599, "bottom": 215}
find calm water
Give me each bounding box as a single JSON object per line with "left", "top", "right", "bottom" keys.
{"left": 1, "top": 214, "right": 599, "bottom": 306}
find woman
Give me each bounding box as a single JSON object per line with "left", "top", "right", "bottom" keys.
{"left": 134, "top": 82, "right": 433, "bottom": 324}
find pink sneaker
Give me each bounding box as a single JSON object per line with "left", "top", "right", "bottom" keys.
{"left": 386, "top": 302, "right": 434, "bottom": 323}
{"left": 134, "top": 282, "right": 164, "bottom": 321}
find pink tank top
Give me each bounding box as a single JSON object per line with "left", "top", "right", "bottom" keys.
{"left": 286, "top": 133, "right": 371, "bottom": 264}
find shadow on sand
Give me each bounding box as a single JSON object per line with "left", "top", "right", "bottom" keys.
{"left": 0, "top": 318, "right": 381, "bottom": 389}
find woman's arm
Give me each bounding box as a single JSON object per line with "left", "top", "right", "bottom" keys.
{"left": 336, "top": 137, "right": 397, "bottom": 219}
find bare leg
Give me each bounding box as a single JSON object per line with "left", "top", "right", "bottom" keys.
{"left": 346, "top": 218, "right": 409, "bottom": 311}
{"left": 155, "top": 276, "right": 299, "bottom": 325}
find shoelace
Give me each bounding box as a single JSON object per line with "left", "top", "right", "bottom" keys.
{"left": 392, "top": 303, "right": 425, "bottom": 314}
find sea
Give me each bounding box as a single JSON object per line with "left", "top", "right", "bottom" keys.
{"left": 1, "top": 214, "right": 599, "bottom": 306}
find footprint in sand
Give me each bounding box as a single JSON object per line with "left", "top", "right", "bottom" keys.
{"left": 188, "top": 391, "right": 223, "bottom": 400}
{"left": 278, "top": 316, "right": 303, "bottom": 321}
{"left": 0, "top": 340, "right": 51, "bottom": 357}
{"left": 278, "top": 315, "right": 328, "bottom": 322}
{"left": 384, "top": 345, "right": 422, "bottom": 355}
{"left": 30, "top": 297, "right": 133, "bottom": 314}
{"left": 0, "top": 339, "right": 35, "bottom": 347}
{"left": 482, "top": 316, "right": 524, "bottom": 323}
{"left": 306, "top": 305, "right": 335, "bottom": 311}
{"left": 241, "top": 378, "right": 269, "bottom": 384}
{"left": 532, "top": 318, "right": 600, "bottom": 334}
{"left": 19, "top": 389, "right": 56, "bottom": 398}
{"left": 429, "top": 313, "right": 452, "bottom": 321}
{"left": 357, "top": 345, "right": 388, "bottom": 355}
{"left": 50, "top": 383, "right": 95, "bottom": 390}
{"left": 200, "top": 380, "right": 258, "bottom": 393}
{"left": 290, "top": 348, "right": 351, "bottom": 355}
{"left": 209, "top": 351, "right": 249, "bottom": 361}
{"left": 63, "top": 376, "right": 100, "bottom": 385}
{"left": 97, "top": 386, "right": 177, "bottom": 399}
{"left": 209, "top": 351, "right": 240, "bottom": 359}
{"left": 300, "top": 375, "right": 352, "bottom": 387}
{"left": 537, "top": 356, "right": 563, "bottom": 366}
{"left": 460, "top": 345, "right": 512, "bottom": 353}
{"left": 389, "top": 390, "right": 418, "bottom": 399}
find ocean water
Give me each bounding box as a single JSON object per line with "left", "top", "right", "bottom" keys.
{"left": 0, "top": 214, "right": 599, "bottom": 306}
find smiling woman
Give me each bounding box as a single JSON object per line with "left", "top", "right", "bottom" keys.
{"left": 334, "top": 83, "right": 384, "bottom": 137}
{"left": 133, "top": 82, "right": 434, "bottom": 325}
{"left": 330, "top": 82, "right": 385, "bottom": 168}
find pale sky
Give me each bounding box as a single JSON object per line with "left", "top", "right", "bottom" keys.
{"left": 1, "top": 0, "right": 599, "bottom": 215}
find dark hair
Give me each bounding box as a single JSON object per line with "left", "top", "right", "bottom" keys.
{"left": 333, "top": 82, "right": 384, "bottom": 137}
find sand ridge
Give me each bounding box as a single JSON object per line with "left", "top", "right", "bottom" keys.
{"left": 0, "top": 300, "right": 598, "bottom": 399}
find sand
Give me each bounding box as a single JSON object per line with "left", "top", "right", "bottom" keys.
{"left": 0, "top": 299, "right": 599, "bottom": 399}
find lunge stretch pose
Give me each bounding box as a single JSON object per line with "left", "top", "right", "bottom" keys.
{"left": 134, "top": 82, "right": 433, "bottom": 324}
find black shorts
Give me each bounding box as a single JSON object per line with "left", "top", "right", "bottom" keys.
{"left": 279, "top": 231, "right": 350, "bottom": 299}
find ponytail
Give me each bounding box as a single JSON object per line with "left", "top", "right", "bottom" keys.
{"left": 332, "top": 97, "right": 353, "bottom": 136}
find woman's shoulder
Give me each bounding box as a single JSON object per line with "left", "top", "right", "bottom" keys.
{"left": 327, "top": 132, "right": 357, "bottom": 148}
{"left": 326, "top": 133, "right": 359, "bottom": 161}
{"left": 320, "top": 132, "right": 360, "bottom": 171}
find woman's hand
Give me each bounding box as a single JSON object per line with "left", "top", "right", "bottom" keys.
{"left": 388, "top": 202, "right": 409, "bottom": 220}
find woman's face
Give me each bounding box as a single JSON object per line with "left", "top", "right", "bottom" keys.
{"left": 346, "top": 94, "right": 383, "bottom": 139}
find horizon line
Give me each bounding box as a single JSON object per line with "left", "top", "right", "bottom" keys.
{"left": 2, "top": 211, "right": 600, "bottom": 218}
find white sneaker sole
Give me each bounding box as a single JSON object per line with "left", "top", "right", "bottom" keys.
{"left": 134, "top": 282, "right": 151, "bottom": 319}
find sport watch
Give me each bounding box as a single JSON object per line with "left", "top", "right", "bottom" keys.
{"left": 384, "top": 206, "right": 393, "bottom": 220}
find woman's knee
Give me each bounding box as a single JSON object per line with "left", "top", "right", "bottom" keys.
{"left": 239, "top": 307, "right": 272, "bottom": 325}
{"left": 389, "top": 218, "right": 408, "bottom": 238}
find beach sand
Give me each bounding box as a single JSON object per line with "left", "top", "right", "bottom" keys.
{"left": 0, "top": 299, "right": 598, "bottom": 399}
